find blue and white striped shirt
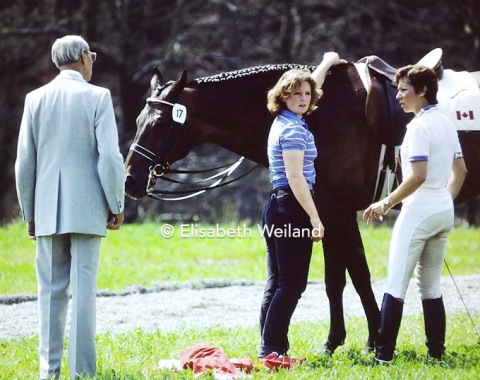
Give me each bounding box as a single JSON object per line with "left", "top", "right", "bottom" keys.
{"left": 267, "top": 109, "right": 317, "bottom": 189}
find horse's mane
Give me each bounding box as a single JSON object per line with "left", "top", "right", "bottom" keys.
{"left": 194, "top": 63, "right": 316, "bottom": 84}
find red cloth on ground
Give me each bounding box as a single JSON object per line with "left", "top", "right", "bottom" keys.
{"left": 179, "top": 343, "right": 253, "bottom": 378}
{"left": 259, "top": 352, "right": 306, "bottom": 371}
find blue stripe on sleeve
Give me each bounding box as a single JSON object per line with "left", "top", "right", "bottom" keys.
{"left": 409, "top": 155, "right": 428, "bottom": 162}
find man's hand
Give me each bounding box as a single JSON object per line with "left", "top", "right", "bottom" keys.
{"left": 107, "top": 212, "right": 124, "bottom": 230}
{"left": 27, "top": 221, "right": 36, "bottom": 240}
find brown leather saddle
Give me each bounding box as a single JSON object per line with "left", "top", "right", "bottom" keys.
{"left": 357, "top": 55, "right": 414, "bottom": 203}
{"left": 358, "top": 55, "right": 413, "bottom": 146}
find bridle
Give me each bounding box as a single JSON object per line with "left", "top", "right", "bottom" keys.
{"left": 129, "top": 96, "right": 259, "bottom": 201}
{"left": 129, "top": 96, "right": 187, "bottom": 191}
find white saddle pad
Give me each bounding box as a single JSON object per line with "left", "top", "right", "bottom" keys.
{"left": 437, "top": 69, "right": 480, "bottom": 131}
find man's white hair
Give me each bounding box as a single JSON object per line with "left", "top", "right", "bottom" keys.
{"left": 51, "top": 35, "right": 89, "bottom": 68}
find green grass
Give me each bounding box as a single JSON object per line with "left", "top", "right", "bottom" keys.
{"left": 1, "top": 221, "right": 480, "bottom": 379}
{"left": 2, "top": 316, "right": 480, "bottom": 379}
{"left": 1, "top": 221, "right": 480, "bottom": 295}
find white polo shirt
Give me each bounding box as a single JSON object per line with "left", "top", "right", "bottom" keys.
{"left": 400, "top": 105, "right": 463, "bottom": 214}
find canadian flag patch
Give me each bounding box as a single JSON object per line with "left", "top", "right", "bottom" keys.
{"left": 456, "top": 110, "right": 474, "bottom": 120}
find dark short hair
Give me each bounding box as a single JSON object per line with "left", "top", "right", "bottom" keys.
{"left": 394, "top": 65, "right": 438, "bottom": 104}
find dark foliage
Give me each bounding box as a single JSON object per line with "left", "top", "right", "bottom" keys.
{"left": 1, "top": 0, "right": 479, "bottom": 224}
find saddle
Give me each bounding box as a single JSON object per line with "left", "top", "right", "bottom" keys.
{"left": 356, "top": 55, "right": 414, "bottom": 204}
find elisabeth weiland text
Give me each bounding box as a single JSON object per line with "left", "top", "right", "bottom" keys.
{"left": 158, "top": 223, "right": 319, "bottom": 239}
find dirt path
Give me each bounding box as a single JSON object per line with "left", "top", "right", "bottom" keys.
{"left": 1, "top": 275, "right": 479, "bottom": 340}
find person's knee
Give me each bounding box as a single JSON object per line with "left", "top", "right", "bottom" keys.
{"left": 417, "top": 277, "right": 442, "bottom": 300}
{"left": 276, "top": 283, "right": 306, "bottom": 300}
{"left": 420, "top": 288, "right": 442, "bottom": 300}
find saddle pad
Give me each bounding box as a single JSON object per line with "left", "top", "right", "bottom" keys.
{"left": 437, "top": 69, "right": 480, "bottom": 131}
{"left": 353, "top": 62, "right": 371, "bottom": 90}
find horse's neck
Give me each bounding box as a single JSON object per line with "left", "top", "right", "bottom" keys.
{"left": 184, "top": 84, "right": 271, "bottom": 166}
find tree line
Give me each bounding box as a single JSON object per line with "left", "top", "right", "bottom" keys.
{"left": 1, "top": 0, "right": 479, "bottom": 224}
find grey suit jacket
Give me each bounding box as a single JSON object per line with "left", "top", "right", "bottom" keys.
{"left": 15, "top": 70, "right": 125, "bottom": 237}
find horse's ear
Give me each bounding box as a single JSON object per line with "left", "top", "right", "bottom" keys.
{"left": 170, "top": 69, "right": 188, "bottom": 97}
{"left": 151, "top": 67, "right": 164, "bottom": 90}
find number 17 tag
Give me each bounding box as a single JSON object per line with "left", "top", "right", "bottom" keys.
{"left": 172, "top": 103, "right": 187, "bottom": 124}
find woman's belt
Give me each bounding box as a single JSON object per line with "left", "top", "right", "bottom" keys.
{"left": 270, "top": 186, "right": 314, "bottom": 199}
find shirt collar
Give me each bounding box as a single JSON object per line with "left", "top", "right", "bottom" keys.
{"left": 280, "top": 109, "right": 308, "bottom": 129}
{"left": 417, "top": 104, "right": 437, "bottom": 117}
{"left": 56, "top": 69, "right": 86, "bottom": 82}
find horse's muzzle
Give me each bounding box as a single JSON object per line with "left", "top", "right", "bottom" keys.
{"left": 125, "top": 174, "right": 147, "bottom": 199}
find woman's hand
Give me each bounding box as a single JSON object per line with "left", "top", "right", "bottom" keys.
{"left": 322, "top": 52, "right": 347, "bottom": 66}
{"left": 310, "top": 215, "right": 325, "bottom": 242}
{"left": 362, "top": 201, "right": 385, "bottom": 225}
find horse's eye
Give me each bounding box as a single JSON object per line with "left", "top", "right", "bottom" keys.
{"left": 153, "top": 112, "right": 170, "bottom": 124}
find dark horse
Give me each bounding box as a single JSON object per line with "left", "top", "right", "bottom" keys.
{"left": 124, "top": 62, "right": 480, "bottom": 352}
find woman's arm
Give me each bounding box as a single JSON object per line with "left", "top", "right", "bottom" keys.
{"left": 283, "top": 150, "right": 324, "bottom": 241}
{"left": 311, "top": 52, "right": 347, "bottom": 88}
{"left": 448, "top": 158, "right": 467, "bottom": 200}
{"left": 363, "top": 161, "right": 427, "bottom": 224}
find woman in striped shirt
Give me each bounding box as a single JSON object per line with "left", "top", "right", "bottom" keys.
{"left": 258, "top": 53, "right": 344, "bottom": 359}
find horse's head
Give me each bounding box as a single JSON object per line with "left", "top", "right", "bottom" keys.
{"left": 124, "top": 68, "right": 188, "bottom": 199}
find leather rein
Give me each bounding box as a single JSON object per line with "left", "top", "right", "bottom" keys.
{"left": 129, "top": 97, "right": 260, "bottom": 201}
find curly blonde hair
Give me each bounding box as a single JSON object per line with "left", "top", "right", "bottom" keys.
{"left": 267, "top": 68, "right": 323, "bottom": 116}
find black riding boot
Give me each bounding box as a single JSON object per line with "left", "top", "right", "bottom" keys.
{"left": 422, "top": 297, "right": 446, "bottom": 360}
{"left": 375, "top": 293, "right": 404, "bottom": 364}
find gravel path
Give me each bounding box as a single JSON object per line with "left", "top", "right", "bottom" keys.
{"left": 1, "top": 275, "right": 479, "bottom": 340}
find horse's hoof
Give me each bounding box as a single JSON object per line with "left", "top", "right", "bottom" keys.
{"left": 320, "top": 339, "right": 345, "bottom": 355}
{"left": 372, "top": 357, "right": 391, "bottom": 366}
{"left": 363, "top": 337, "right": 375, "bottom": 353}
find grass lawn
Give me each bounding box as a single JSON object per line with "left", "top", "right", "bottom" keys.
{"left": 1, "top": 221, "right": 479, "bottom": 295}
{"left": 1, "top": 221, "right": 479, "bottom": 379}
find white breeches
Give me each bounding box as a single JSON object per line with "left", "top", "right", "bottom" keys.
{"left": 385, "top": 208, "right": 453, "bottom": 300}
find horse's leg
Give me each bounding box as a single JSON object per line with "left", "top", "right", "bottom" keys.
{"left": 322, "top": 248, "right": 347, "bottom": 354}
{"left": 320, "top": 199, "right": 380, "bottom": 353}
{"left": 344, "top": 217, "right": 380, "bottom": 352}
{"left": 320, "top": 199, "right": 348, "bottom": 354}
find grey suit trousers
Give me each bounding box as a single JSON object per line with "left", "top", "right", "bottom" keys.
{"left": 36, "top": 234, "right": 101, "bottom": 380}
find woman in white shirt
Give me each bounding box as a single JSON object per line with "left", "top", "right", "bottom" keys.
{"left": 363, "top": 65, "right": 467, "bottom": 364}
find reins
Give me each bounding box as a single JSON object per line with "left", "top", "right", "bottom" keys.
{"left": 147, "top": 157, "right": 261, "bottom": 201}
{"left": 129, "top": 97, "right": 260, "bottom": 201}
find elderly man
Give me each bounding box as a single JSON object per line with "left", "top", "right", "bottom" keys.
{"left": 15, "top": 35, "right": 125, "bottom": 379}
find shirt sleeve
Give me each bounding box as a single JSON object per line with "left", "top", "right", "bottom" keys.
{"left": 407, "top": 123, "right": 429, "bottom": 162}
{"left": 280, "top": 124, "right": 307, "bottom": 151}
{"left": 453, "top": 137, "right": 463, "bottom": 159}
